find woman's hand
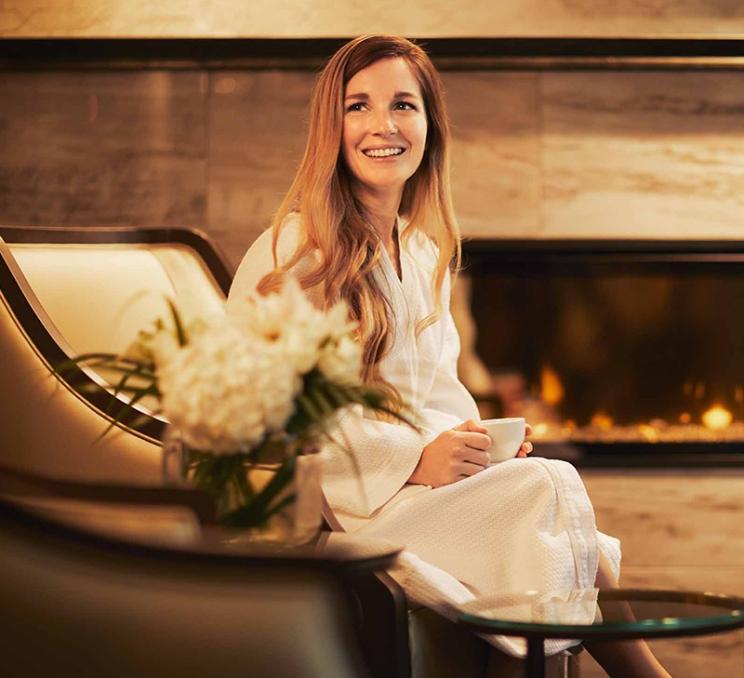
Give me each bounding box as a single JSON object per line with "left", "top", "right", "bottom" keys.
{"left": 517, "top": 423, "right": 534, "bottom": 458}
{"left": 408, "top": 419, "right": 491, "bottom": 488}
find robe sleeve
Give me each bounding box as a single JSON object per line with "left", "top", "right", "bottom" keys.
{"left": 419, "top": 271, "right": 481, "bottom": 431}
{"left": 321, "top": 408, "right": 435, "bottom": 518}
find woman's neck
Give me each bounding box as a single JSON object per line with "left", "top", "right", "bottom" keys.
{"left": 356, "top": 186, "right": 402, "bottom": 248}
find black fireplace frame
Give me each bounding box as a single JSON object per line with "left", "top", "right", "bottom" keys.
{"left": 461, "top": 238, "right": 744, "bottom": 468}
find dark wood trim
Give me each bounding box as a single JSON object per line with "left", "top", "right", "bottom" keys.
{"left": 4, "top": 37, "right": 744, "bottom": 71}
{"left": 461, "top": 238, "right": 744, "bottom": 276}
{"left": 0, "top": 225, "right": 233, "bottom": 441}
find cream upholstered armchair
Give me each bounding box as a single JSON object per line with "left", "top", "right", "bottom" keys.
{"left": 0, "top": 225, "right": 230, "bottom": 484}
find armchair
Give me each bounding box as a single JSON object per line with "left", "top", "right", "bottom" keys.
{"left": 0, "top": 225, "right": 230, "bottom": 483}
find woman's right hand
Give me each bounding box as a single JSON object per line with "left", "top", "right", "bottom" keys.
{"left": 408, "top": 419, "right": 491, "bottom": 488}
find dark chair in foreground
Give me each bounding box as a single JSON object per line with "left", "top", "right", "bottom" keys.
{"left": 0, "top": 496, "right": 389, "bottom": 678}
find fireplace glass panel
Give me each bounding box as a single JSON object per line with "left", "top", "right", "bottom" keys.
{"left": 465, "top": 246, "right": 744, "bottom": 448}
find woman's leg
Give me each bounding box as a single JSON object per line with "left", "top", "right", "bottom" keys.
{"left": 583, "top": 553, "right": 671, "bottom": 678}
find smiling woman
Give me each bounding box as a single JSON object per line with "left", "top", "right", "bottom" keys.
{"left": 225, "top": 35, "right": 669, "bottom": 678}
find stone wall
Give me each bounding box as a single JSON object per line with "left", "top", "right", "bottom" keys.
{"left": 580, "top": 469, "right": 744, "bottom": 677}
{"left": 3, "top": 1, "right": 744, "bottom": 38}
{"left": 3, "top": 66, "right": 744, "bottom": 270}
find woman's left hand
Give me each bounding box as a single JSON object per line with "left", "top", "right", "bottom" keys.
{"left": 516, "top": 423, "right": 533, "bottom": 458}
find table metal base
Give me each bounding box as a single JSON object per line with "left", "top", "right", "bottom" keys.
{"left": 526, "top": 637, "right": 546, "bottom": 678}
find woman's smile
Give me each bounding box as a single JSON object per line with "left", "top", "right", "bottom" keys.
{"left": 362, "top": 146, "right": 406, "bottom": 159}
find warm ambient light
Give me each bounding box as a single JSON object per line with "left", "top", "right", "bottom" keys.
{"left": 701, "top": 405, "right": 733, "bottom": 431}
{"left": 540, "top": 364, "right": 564, "bottom": 406}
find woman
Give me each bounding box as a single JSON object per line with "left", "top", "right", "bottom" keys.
{"left": 228, "top": 35, "right": 669, "bottom": 677}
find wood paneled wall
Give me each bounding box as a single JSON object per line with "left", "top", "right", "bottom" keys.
{"left": 2, "top": 66, "right": 744, "bottom": 270}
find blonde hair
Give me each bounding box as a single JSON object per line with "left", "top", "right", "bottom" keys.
{"left": 259, "top": 35, "right": 461, "bottom": 406}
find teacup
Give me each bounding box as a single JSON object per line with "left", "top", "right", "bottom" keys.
{"left": 481, "top": 417, "right": 526, "bottom": 463}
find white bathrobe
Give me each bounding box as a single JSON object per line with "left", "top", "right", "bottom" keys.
{"left": 227, "top": 216, "right": 621, "bottom": 655}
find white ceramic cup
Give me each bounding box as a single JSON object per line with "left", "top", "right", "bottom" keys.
{"left": 481, "top": 417, "right": 526, "bottom": 463}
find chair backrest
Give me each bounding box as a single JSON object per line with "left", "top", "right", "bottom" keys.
{"left": 0, "top": 225, "right": 232, "bottom": 484}
{"left": 0, "top": 499, "right": 372, "bottom": 678}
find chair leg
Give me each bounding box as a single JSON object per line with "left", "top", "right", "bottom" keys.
{"left": 346, "top": 570, "right": 411, "bottom": 678}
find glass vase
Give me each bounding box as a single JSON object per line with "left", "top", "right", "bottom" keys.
{"left": 161, "top": 427, "right": 324, "bottom": 545}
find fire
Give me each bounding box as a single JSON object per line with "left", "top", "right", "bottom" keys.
{"left": 638, "top": 424, "right": 660, "bottom": 442}
{"left": 540, "top": 365, "right": 564, "bottom": 406}
{"left": 701, "top": 405, "right": 733, "bottom": 431}
{"left": 590, "top": 412, "right": 614, "bottom": 430}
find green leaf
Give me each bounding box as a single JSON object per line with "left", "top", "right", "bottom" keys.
{"left": 96, "top": 382, "right": 160, "bottom": 441}
{"left": 166, "top": 299, "right": 189, "bottom": 347}
{"left": 220, "top": 455, "right": 297, "bottom": 528}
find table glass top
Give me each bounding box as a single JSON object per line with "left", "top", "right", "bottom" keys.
{"left": 460, "top": 589, "right": 744, "bottom": 639}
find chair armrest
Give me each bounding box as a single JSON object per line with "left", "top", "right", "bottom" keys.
{"left": 0, "top": 462, "right": 216, "bottom": 523}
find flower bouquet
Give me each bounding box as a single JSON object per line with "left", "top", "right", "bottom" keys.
{"left": 63, "top": 277, "right": 410, "bottom": 541}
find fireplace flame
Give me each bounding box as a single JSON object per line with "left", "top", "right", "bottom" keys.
{"left": 540, "top": 364, "right": 564, "bottom": 406}
{"left": 701, "top": 404, "right": 732, "bottom": 431}
{"left": 590, "top": 412, "right": 614, "bottom": 430}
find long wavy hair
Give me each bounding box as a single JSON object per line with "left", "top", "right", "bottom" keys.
{"left": 258, "top": 35, "right": 461, "bottom": 406}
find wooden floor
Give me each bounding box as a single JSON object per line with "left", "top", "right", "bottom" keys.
{"left": 579, "top": 469, "right": 744, "bottom": 677}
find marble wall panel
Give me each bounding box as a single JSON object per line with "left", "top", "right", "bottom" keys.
{"left": 6, "top": 67, "right": 744, "bottom": 257}
{"left": 541, "top": 71, "right": 744, "bottom": 239}
{"left": 580, "top": 631, "right": 744, "bottom": 678}
{"left": 444, "top": 72, "right": 541, "bottom": 238}
{"left": 580, "top": 468, "right": 744, "bottom": 678}
{"left": 619, "top": 565, "right": 744, "bottom": 596}
{"left": 207, "top": 70, "right": 542, "bottom": 265}
{"left": 4, "top": 0, "right": 744, "bottom": 37}
{"left": 207, "top": 71, "right": 315, "bottom": 268}
{"left": 580, "top": 470, "right": 744, "bottom": 567}
{"left": 0, "top": 71, "right": 207, "bottom": 228}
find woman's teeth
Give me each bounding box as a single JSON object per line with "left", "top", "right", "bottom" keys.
{"left": 363, "top": 148, "right": 404, "bottom": 158}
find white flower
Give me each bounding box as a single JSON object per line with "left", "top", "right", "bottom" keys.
{"left": 157, "top": 315, "right": 300, "bottom": 454}
{"left": 154, "top": 280, "right": 365, "bottom": 454}
{"left": 318, "top": 333, "right": 363, "bottom": 385}
{"left": 236, "top": 277, "right": 326, "bottom": 374}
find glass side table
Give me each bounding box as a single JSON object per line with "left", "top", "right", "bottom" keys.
{"left": 459, "top": 588, "right": 744, "bottom": 678}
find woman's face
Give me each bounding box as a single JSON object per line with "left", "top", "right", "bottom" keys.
{"left": 342, "top": 57, "right": 428, "bottom": 201}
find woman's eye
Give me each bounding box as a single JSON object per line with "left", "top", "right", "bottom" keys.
{"left": 394, "top": 101, "right": 416, "bottom": 110}
{"left": 346, "top": 102, "right": 364, "bottom": 112}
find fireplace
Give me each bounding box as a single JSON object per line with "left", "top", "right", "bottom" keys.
{"left": 460, "top": 239, "right": 744, "bottom": 467}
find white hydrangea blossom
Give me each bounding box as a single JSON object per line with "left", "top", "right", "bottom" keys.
{"left": 319, "top": 333, "right": 363, "bottom": 384}
{"left": 153, "top": 277, "right": 364, "bottom": 455}
{"left": 158, "top": 317, "right": 300, "bottom": 454}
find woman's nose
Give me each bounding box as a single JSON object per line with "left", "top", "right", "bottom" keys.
{"left": 372, "top": 111, "right": 397, "bottom": 136}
